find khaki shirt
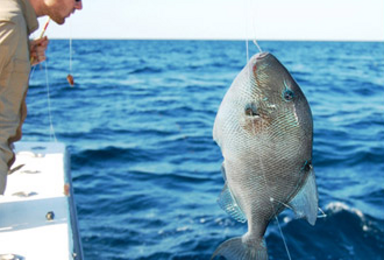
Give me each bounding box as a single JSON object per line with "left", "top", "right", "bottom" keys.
{"left": 0, "top": 0, "right": 38, "bottom": 193}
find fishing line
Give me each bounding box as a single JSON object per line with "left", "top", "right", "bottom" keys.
{"left": 66, "top": 19, "right": 75, "bottom": 86}
{"left": 69, "top": 17, "right": 73, "bottom": 75}
{"left": 244, "top": 0, "right": 252, "bottom": 89}
{"left": 29, "top": 17, "right": 57, "bottom": 142}
{"left": 39, "top": 17, "right": 57, "bottom": 142}
{"left": 244, "top": 1, "right": 252, "bottom": 83}
{"left": 43, "top": 59, "right": 57, "bottom": 142}
{"left": 29, "top": 63, "right": 37, "bottom": 79}
{"left": 275, "top": 215, "right": 292, "bottom": 260}
{"left": 253, "top": 39, "right": 263, "bottom": 53}
{"left": 243, "top": 0, "right": 292, "bottom": 259}
{"left": 249, "top": 1, "right": 263, "bottom": 54}
{"left": 244, "top": 0, "right": 262, "bottom": 60}
{"left": 318, "top": 207, "right": 327, "bottom": 218}
{"left": 69, "top": 37, "right": 73, "bottom": 73}
{"left": 257, "top": 153, "right": 293, "bottom": 260}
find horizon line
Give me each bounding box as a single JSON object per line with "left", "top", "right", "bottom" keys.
{"left": 46, "top": 37, "right": 384, "bottom": 43}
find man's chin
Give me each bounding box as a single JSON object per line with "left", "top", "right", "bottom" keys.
{"left": 51, "top": 16, "right": 65, "bottom": 25}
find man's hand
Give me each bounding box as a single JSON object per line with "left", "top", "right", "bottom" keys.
{"left": 30, "top": 36, "right": 49, "bottom": 66}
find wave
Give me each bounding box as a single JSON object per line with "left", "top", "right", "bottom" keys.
{"left": 129, "top": 66, "right": 164, "bottom": 74}
{"left": 71, "top": 146, "right": 154, "bottom": 166}
{"left": 266, "top": 201, "right": 384, "bottom": 259}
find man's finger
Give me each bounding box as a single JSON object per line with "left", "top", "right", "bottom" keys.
{"left": 31, "top": 36, "right": 49, "bottom": 47}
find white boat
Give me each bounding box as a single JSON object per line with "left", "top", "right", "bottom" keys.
{"left": 0, "top": 142, "right": 83, "bottom": 260}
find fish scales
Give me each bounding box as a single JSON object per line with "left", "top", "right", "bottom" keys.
{"left": 212, "top": 52, "right": 319, "bottom": 260}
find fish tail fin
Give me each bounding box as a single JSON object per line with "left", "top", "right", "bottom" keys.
{"left": 211, "top": 236, "right": 268, "bottom": 260}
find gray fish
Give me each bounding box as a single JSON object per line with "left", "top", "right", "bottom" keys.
{"left": 212, "top": 52, "right": 319, "bottom": 260}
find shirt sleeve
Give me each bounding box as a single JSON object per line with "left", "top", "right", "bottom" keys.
{"left": 0, "top": 20, "right": 18, "bottom": 77}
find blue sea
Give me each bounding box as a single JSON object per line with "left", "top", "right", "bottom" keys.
{"left": 27, "top": 40, "right": 384, "bottom": 260}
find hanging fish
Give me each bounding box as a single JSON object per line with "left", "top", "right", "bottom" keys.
{"left": 212, "top": 52, "right": 319, "bottom": 260}
{"left": 67, "top": 74, "right": 74, "bottom": 86}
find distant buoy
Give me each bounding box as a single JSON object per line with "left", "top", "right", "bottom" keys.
{"left": 67, "top": 74, "right": 74, "bottom": 86}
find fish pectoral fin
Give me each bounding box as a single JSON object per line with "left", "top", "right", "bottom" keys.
{"left": 217, "top": 183, "right": 247, "bottom": 223}
{"left": 221, "top": 162, "right": 227, "bottom": 181}
{"left": 288, "top": 167, "right": 319, "bottom": 225}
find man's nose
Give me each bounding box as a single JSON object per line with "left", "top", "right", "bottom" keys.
{"left": 75, "top": 1, "right": 83, "bottom": 10}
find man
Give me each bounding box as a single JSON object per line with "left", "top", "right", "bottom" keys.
{"left": 0, "top": 0, "right": 82, "bottom": 194}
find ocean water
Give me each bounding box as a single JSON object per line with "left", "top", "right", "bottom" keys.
{"left": 27, "top": 40, "right": 384, "bottom": 260}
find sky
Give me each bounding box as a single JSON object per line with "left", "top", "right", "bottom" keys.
{"left": 36, "top": 0, "right": 384, "bottom": 41}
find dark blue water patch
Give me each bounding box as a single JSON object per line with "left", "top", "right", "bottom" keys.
{"left": 72, "top": 146, "right": 156, "bottom": 166}
{"left": 129, "top": 66, "right": 164, "bottom": 75}
{"left": 316, "top": 146, "right": 383, "bottom": 169}
{"left": 264, "top": 203, "right": 384, "bottom": 260}
{"left": 351, "top": 187, "right": 384, "bottom": 213}
{"left": 127, "top": 169, "right": 215, "bottom": 188}
{"left": 350, "top": 146, "right": 384, "bottom": 166}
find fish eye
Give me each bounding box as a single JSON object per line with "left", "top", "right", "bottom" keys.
{"left": 245, "top": 104, "right": 259, "bottom": 117}
{"left": 303, "top": 161, "right": 312, "bottom": 172}
{"left": 283, "top": 89, "right": 294, "bottom": 101}
{"left": 283, "top": 80, "right": 294, "bottom": 101}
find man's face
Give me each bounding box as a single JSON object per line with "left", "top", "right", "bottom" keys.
{"left": 46, "top": 0, "right": 83, "bottom": 25}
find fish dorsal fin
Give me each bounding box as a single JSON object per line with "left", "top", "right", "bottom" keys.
{"left": 288, "top": 167, "right": 319, "bottom": 225}
{"left": 217, "top": 183, "right": 247, "bottom": 223}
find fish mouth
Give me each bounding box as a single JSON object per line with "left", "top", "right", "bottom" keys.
{"left": 252, "top": 52, "right": 271, "bottom": 76}
{"left": 254, "top": 52, "right": 270, "bottom": 61}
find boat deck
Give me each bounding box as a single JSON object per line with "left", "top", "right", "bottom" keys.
{"left": 0, "top": 142, "right": 83, "bottom": 260}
